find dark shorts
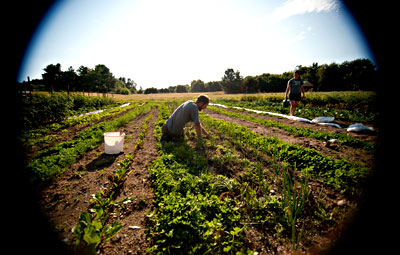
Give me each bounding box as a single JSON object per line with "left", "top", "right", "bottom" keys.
{"left": 289, "top": 93, "right": 302, "bottom": 101}
{"left": 160, "top": 124, "right": 184, "bottom": 142}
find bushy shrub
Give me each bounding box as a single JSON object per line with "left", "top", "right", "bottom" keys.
{"left": 20, "top": 93, "right": 115, "bottom": 130}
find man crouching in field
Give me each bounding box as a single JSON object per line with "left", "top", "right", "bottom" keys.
{"left": 161, "top": 95, "right": 210, "bottom": 142}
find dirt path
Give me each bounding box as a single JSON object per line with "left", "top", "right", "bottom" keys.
{"left": 39, "top": 108, "right": 157, "bottom": 251}
{"left": 204, "top": 109, "right": 375, "bottom": 168}
{"left": 208, "top": 106, "right": 377, "bottom": 144}
{"left": 101, "top": 110, "right": 159, "bottom": 255}
{"left": 25, "top": 105, "right": 136, "bottom": 162}
{"left": 184, "top": 124, "right": 353, "bottom": 255}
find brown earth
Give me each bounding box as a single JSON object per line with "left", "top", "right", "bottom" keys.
{"left": 36, "top": 103, "right": 377, "bottom": 254}
{"left": 25, "top": 105, "right": 135, "bottom": 162}
{"left": 184, "top": 124, "right": 355, "bottom": 255}
{"left": 203, "top": 108, "right": 376, "bottom": 169}
{"left": 186, "top": 107, "right": 375, "bottom": 254}
{"left": 38, "top": 108, "right": 158, "bottom": 254}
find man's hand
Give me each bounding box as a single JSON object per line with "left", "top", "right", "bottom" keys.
{"left": 201, "top": 127, "right": 210, "bottom": 138}
{"left": 194, "top": 123, "right": 209, "bottom": 139}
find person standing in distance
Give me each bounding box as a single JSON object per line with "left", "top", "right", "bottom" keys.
{"left": 285, "top": 71, "right": 306, "bottom": 116}
{"left": 161, "top": 95, "right": 210, "bottom": 142}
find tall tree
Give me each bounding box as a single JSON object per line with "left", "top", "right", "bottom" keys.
{"left": 205, "top": 81, "right": 223, "bottom": 92}
{"left": 62, "top": 66, "right": 77, "bottom": 94}
{"left": 42, "top": 63, "right": 62, "bottom": 93}
{"left": 77, "top": 65, "right": 92, "bottom": 95}
{"left": 190, "top": 79, "right": 205, "bottom": 92}
{"left": 222, "top": 68, "right": 243, "bottom": 93}
{"left": 92, "top": 64, "right": 115, "bottom": 95}
{"left": 175, "top": 84, "right": 189, "bottom": 93}
{"left": 242, "top": 76, "right": 259, "bottom": 93}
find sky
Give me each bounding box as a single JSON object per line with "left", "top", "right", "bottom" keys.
{"left": 18, "top": 0, "right": 374, "bottom": 89}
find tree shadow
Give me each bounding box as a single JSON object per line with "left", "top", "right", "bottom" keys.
{"left": 85, "top": 153, "right": 121, "bottom": 172}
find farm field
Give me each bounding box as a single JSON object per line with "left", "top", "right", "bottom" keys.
{"left": 22, "top": 91, "right": 378, "bottom": 254}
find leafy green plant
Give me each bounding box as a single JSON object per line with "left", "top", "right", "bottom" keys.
{"left": 27, "top": 102, "right": 154, "bottom": 182}
{"left": 146, "top": 103, "right": 255, "bottom": 254}
{"left": 73, "top": 155, "right": 134, "bottom": 254}
{"left": 208, "top": 105, "right": 375, "bottom": 153}
{"left": 200, "top": 112, "right": 370, "bottom": 194}
{"left": 281, "top": 169, "right": 309, "bottom": 252}
{"left": 72, "top": 212, "right": 122, "bottom": 255}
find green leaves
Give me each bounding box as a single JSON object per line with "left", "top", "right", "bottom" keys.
{"left": 208, "top": 105, "right": 375, "bottom": 153}
{"left": 28, "top": 102, "right": 153, "bottom": 183}
{"left": 73, "top": 212, "right": 122, "bottom": 255}
{"left": 201, "top": 112, "right": 370, "bottom": 195}
{"left": 281, "top": 170, "right": 309, "bottom": 251}
{"left": 146, "top": 103, "right": 251, "bottom": 254}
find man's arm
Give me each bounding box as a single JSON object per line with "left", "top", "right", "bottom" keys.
{"left": 194, "top": 123, "right": 209, "bottom": 139}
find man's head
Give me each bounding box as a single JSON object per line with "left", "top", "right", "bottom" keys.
{"left": 196, "top": 95, "right": 209, "bottom": 111}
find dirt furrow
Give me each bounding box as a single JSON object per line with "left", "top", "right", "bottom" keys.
{"left": 184, "top": 124, "right": 353, "bottom": 254}
{"left": 25, "top": 105, "right": 138, "bottom": 162}
{"left": 38, "top": 109, "right": 153, "bottom": 249}
{"left": 101, "top": 109, "right": 159, "bottom": 255}
{"left": 208, "top": 106, "right": 377, "bottom": 143}
{"left": 204, "top": 109, "right": 375, "bottom": 168}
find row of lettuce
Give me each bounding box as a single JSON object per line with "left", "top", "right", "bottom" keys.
{"left": 214, "top": 91, "right": 377, "bottom": 124}
{"left": 146, "top": 103, "right": 256, "bottom": 254}
{"left": 22, "top": 102, "right": 138, "bottom": 160}
{"left": 23, "top": 100, "right": 156, "bottom": 254}
{"left": 208, "top": 105, "right": 375, "bottom": 153}
{"left": 25, "top": 97, "right": 372, "bottom": 253}
{"left": 144, "top": 101, "right": 371, "bottom": 254}
{"left": 27, "top": 102, "right": 154, "bottom": 183}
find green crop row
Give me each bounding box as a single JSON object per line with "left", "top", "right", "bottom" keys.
{"left": 146, "top": 103, "right": 257, "bottom": 254}
{"left": 200, "top": 113, "right": 370, "bottom": 195}
{"left": 27, "top": 102, "right": 155, "bottom": 183}
{"left": 214, "top": 96, "right": 377, "bottom": 124}
{"left": 21, "top": 102, "right": 139, "bottom": 153}
{"left": 20, "top": 93, "right": 117, "bottom": 130}
{"left": 208, "top": 106, "right": 375, "bottom": 153}
{"left": 148, "top": 102, "right": 319, "bottom": 253}
{"left": 239, "top": 91, "right": 376, "bottom": 111}
{"left": 72, "top": 106, "right": 157, "bottom": 254}
{"left": 72, "top": 154, "right": 135, "bottom": 255}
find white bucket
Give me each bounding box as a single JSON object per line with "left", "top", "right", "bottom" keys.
{"left": 104, "top": 132, "right": 125, "bottom": 154}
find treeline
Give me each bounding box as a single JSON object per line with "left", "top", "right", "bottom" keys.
{"left": 19, "top": 63, "right": 138, "bottom": 95}
{"left": 144, "top": 80, "right": 224, "bottom": 94}
{"left": 18, "top": 58, "right": 376, "bottom": 95}
{"left": 221, "top": 58, "right": 377, "bottom": 93}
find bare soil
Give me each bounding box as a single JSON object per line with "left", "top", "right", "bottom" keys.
{"left": 35, "top": 103, "right": 377, "bottom": 254}
{"left": 185, "top": 123, "right": 356, "bottom": 255}
{"left": 38, "top": 108, "right": 159, "bottom": 254}
{"left": 204, "top": 108, "right": 376, "bottom": 169}
{"left": 25, "top": 106, "right": 134, "bottom": 162}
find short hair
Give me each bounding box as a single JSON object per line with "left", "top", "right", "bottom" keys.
{"left": 196, "top": 95, "right": 210, "bottom": 104}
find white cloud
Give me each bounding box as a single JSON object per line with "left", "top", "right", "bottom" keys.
{"left": 295, "top": 31, "right": 306, "bottom": 41}
{"left": 270, "top": 0, "right": 339, "bottom": 21}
